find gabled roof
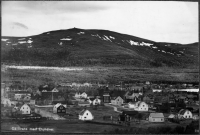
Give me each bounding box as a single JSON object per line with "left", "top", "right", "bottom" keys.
{"left": 54, "top": 103, "right": 61, "bottom": 108}
{"left": 168, "top": 114, "right": 175, "bottom": 118}
{"left": 149, "top": 113, "right": 164, "bottom": 118}
{"left": 20, "top": 103, "right": 31, "bottom": 109}
{"left": 111, "top": 96, "right": 123, "bottom": 100}
{"left": 79, "top": 109, "right": 91, "bottom": 115}
{"left": 110, "top": 91, "right": 126, "bottom": 98}
{"left": 122, "top": 111, "right": 138, "bottom": 116}
{"left": 178, "top": 109, "right": 191, "bottom": 115}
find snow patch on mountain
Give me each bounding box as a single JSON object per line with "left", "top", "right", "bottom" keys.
{"left": 77, "top": 32, "right": 85, "bottom": 35}
{"left": 2, "top": 39, "right": 9, "bottom": 42}
{"left": 165, "top": 44, "right": 171, "bottom": 46}
{"left": 58, "top": 42, "right": 63, "bottom": 46}
{"left": 18, "top": 41, "right": 27, "bottom": 44}
{"left": 27, "top": 40, "right": 33, "bottom": 43}
{"left": 18, "top": 38, "right": 26, "bottom": 40}
{"left": 104, "top": 35, "right": 112, "bottom": 42}
{"left": 109, "top": 36, "right": 115, "bottom": 39}
{"left": 129, "top": 40, "right": 139, "bottom": 46}
{"left": 60, "top": 38, "right": 72, "bottom": 41}
{"left": 152, "top": 46, "right": 158, "bottom": 49}
{"left": 140, "top": 42, "right": 153, "bottom": 47}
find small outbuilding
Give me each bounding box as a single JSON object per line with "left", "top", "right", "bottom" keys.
{"left": 148, "top": 113, "right": 165, "bottom": 122}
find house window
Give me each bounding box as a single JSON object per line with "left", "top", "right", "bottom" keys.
{"left": 153, "top": 119, "right": 155, "bottom": 121}
{"left": 87, "top": 113, "right": 88, "bottom": 115}
{"left": 62, "top": 110, "right": 65, "bottom": 112}
{"left": 58, "top": 110, "right": 60, "bottom": 112}
{"left": 185, "top": 116, "right": 187, "bottom": 118}
{"left": 143, "top": 105, "right": 145, "bottom": 107}
{"left": 84, "top": 117, "right": 86, "bottom": 119}
{"left": 27, "top": 111, "right": 28, "bottom": 113}
{"left": 161, "top": 119, "right": 163, "bottom": 121}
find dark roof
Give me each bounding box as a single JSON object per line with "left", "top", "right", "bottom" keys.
{"left": 52, "top": 101, "right": 67, "bottom": 104}
{"left": 110, "top": 91, "right": 126, "bottom": 98}
{"left": 79, "top": 109, "right": 87, "bottom": 115}
{"left": 178, "top": 109, "right": 191, "bottom": 115}
{"left": 149, "top": 113, "right": 164, "bottom": 118}
{"left": 122, "top": 111, "right": 138, "bottom": 116}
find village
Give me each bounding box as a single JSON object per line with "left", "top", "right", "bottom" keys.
{"left": 1, "top": 80, "right": 199, "bottom": 133}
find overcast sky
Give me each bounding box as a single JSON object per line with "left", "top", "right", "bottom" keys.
{"left": 2, "top": 1, "right": 198, "bottom": 44}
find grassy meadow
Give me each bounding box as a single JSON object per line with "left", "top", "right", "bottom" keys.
{"left": 1, "top": 66, "right": 199, "bottom": 87}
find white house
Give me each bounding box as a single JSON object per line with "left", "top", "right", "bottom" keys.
{"left": 152, "top": 89, "right": 162, "bottom": 92}
{"left": 1, "top": 98, "right": 12, "bottom": 107}
{"left": 92, "top": 98, "right": 101, "bottom": 106}
{"left": 20, "top": 104, "right": 31, "bottom": 114}
{"left": 79, "top": 109, "right": 94, "bottom": 121}
{"left": 52, "top": 88, "right": 59, "bottom": 92}
{"left": 128, "top": 102, "right": 137, "bottom": 108}
{"left": 111, "top": 96, "right": 124, "bottom": 106}
{"left": 14, "top": 94, "right": 22, "bottom": 100}
{"left": 178, "top": 109, "right": 193, "bottom": 119}
{"left": 80, "top": 92, "right": 87, "bottom": 98}
{"left": 128, "top": 101, "right": 148, "bottom": 111}
{"left": 75, "top": 92, "right": 81, "bottom": 98}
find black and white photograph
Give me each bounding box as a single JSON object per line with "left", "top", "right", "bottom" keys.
{"left": 1, "top": 1, "right": 199, "bottom": 134}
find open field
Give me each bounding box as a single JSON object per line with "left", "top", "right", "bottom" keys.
{"left": 1, "top": 66, "right": 199, "bottom": 87}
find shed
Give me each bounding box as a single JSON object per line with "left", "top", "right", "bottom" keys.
{"left": 148, "top": 113, "right": 165, "bottom": 122}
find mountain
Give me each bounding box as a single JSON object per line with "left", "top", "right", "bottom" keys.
{"left": 1, "top": 28, "right": 199, "bottom": 68}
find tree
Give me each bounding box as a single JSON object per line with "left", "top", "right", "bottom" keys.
{"left": 137, "top": 113, "right": 143, "bottom": 123}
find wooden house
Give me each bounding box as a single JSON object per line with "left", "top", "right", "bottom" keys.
{"left": 102, "top": 91, "right": 111, "bottom": 103}
{"left": 53, "top": 103, "right": 66, "bottom": 114}
{"left": 79, "top": 109, "right": 94, "bottom": 121}
{"left": 111, "top": 96, "right": 124, "bottom": 106}
{"left": 23, "top": 95, "right": 31, "bottom": 102}
{"left": 92, "top": 98, "right": 101, "bottom": 106}
{"left": 20, "top": 103, "right": 31, "bottom": 114}
{"left": 1, "top": 98, "right": 12, "bottom": 107}
{"left": 178, "top": 109, "right": 193, "bottom": 119}
{"left": 128, "top": 101, "right": 148, "bottom": 111}
{"left": 148, "top": 113, "right": 165, "bottom": 122}
{"left": 78, "top": 101, "right": 91, "bottom": 107}
{"left": 118, "top": 111, "right": 138, "bottom": 122}
{"left": 52, "top": 88, "right": 59, "bottom": 92}
{"left": 124, "top": 91, "right": 140, "bottom": 103}
{"left": 80, "top": 92, "right": 87, "bottom": 98}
